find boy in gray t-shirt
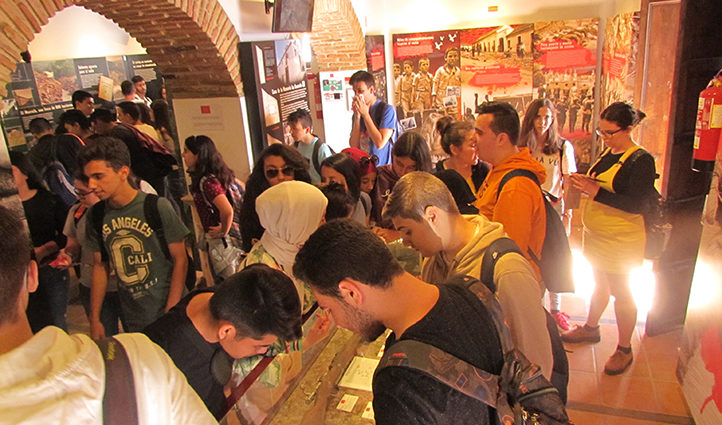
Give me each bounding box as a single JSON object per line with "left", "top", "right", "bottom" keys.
{"left": 80, "top": 137, "right": 189, "bottom": 337}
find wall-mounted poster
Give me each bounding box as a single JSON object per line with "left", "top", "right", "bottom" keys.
{"left": 460, "top": 24, "right": 534, "bottom": 121}
{"left": 1, "top": 54, "right": 162, "bottom": 150}
{"left": 365, "top": 35, "right": 388, "bottom": 103}
{"left": 601, "top": 12, "right": 640, "bottom": 110}
{"left": 239, "top": 39, "right": 311, "bottom": 158}
{"left": 533, "top": 18, "right": 599, "bottom": 170}
{"left": 392, "top": 30, "right": 461, "bottom": 161}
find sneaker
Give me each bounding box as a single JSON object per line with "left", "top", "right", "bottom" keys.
{"left": 552, "top": 311, "right": 572, "bottom": 331}
{"left": 604, "top": 349, "right": 633, "bottom": 375}
{"left": 561, "top": 324, "right": 601, "bottom": 343}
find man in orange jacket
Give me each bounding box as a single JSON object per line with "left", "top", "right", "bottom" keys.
{"left": 473, "top": 102, "right": 547, "bottom": 279}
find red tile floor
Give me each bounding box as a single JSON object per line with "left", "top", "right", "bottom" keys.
{"left": 560, "top": 293, "right": 692, "bottom": 424}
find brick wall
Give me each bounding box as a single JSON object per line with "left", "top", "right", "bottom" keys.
{"left": 310, "top": 0, "right": 366, "bottom": 71}
{"left": 0, "top": 0, "right": 242, "bottom": 98}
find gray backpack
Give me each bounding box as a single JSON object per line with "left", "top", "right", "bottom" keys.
{"left": 375, "top": 275, "right": 571, "bottom": 425}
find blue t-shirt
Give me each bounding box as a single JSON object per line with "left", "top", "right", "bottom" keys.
{"left": 357, "top": 100, "right": 398, "bottom": 166}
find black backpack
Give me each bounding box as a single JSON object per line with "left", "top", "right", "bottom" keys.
{"left": 91, "top": 194, "right": 196, "bottom": 290}
{"left": 376, "top": 275, "right": 571, "bottom": 425}
{"left": 496, "top": 169, "right": 575, "bottom": 293}
{"left": 42, "top": 136, "right": 79, "bottom": 209}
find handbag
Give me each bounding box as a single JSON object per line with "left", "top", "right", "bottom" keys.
{"left": 205, "top": 234, "right": 243, "bottom": 280}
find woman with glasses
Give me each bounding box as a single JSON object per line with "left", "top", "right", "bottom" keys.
{"left": 519, "top": 98, "right": 577, "bottom": 331}
{"left": 562, "top": 102, "right": 655, "bottom": 376}
{"left": 434, "top": 119, "right": 489, "bottom": 199}
{"left": 183, "top": 135, "right": 243, "bottom": 280}
{"left": 239, "top": 144, "right": 311, "bottom": 252}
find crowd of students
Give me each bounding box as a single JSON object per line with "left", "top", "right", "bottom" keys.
{"left": 0, "top": 69, "right": 658, "bottom": 423}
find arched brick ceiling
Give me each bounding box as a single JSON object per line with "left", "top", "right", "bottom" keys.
{"left": 0, "top": 0, "right": 242, "bottom": 98}
{"left": 309, "top": 0, "right": 367, "bottom": 71}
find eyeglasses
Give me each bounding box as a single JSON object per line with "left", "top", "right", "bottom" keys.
{"left": 595, "top": 127, "right": 624, "bottom": 138}
{"left": 74, "top": 188, "right": 93, "bottom": 197}
{"left": 264, "top": 167, "right": 294, "bottom": 179}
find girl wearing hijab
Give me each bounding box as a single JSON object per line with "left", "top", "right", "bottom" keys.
{"left": 239, "top": 144, "right": 311, "bottom": 252}
{"left": 239, "top": 180, "right": 327, "bottom": 311}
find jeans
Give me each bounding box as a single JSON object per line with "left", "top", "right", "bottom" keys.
{"left": 26, "top": 266, "right": 69, "bottom": 332}
{"left": 79, "top": 285, "right": 124, "bottom": 336}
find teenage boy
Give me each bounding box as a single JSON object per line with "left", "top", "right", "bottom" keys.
{"left": 287, "top": 108, "right": 332, "bottom": 184}
{"left": 383, "top": 171, "right": 570, "bottom": 400}
{"left": 293, "top": 219, "right": 504, "bottom": 425}
{"left": 0, "top": 205, "right": 215, "bottom": 424}
{"left": 144, "top": 264, "right": 303, "bottom": 419}
{"left": 72, "top": 90, "right": 95, "bottom": 117}
{"left": 80, "top": 137, "right": 189, "bottom": 338}
{"left": 349, "top": 70, "right": 398, "bottom": 167}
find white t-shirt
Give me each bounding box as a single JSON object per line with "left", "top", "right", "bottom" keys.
{"left": 532, "top": 140, "right": 577, "bottom": 199}
{"left": 0, "top": 327, "right": 216, "bottom": 425}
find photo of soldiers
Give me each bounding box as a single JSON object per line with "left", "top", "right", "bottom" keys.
{"left": 392, "top": 30, "right": 461, "bottom": 162}
{"left": 414, "top": 58, "right": 433, "bottom": 111}
{"left": 399, "top": 60, "right": 416, "bottom": 118}
{"left": 393, "top": 63, "right": 401, "bottom": 108}
{"left": 432, "top": 46, "right": 461, "bottom": 115}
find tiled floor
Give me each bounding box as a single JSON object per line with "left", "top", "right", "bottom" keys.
{"left": 560, "top": 293, "right": 693, "bottom": 424}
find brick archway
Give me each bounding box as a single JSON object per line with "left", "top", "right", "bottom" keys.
{"left": 0, "top": 0, "right": 242, "bottom": 98}
{"left": 310, "top": 0, "right": 366, "bottom": 71}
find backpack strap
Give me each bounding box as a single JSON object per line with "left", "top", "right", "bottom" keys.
{"left": 92, "top": 201, "right": 109, "bottom": 263}
{"left": 311, "top": 137, "right": 323, "bottom": 177}
{"left": 144, "top": 194, "right": 172, "bottom": 261}
{"left": 96, "top": 337, "right": 139, "bottom": 425}
{"left": 495, "top": 169, "right": 540, "bottom": 201}
{"left": 480, "top": 237, "right": 522, "bottom": 293}
{"left": 378, "top": 339, "right": 502, "bottom": 409}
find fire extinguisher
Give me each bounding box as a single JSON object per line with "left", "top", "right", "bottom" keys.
{"left": 692, "top": 71, "right": 722, "bottom": 172}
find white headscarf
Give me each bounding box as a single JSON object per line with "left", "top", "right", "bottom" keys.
{"left": 256, "top": 181, "right": 328, "bottom": 276}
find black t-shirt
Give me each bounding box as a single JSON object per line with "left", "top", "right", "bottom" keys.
{"left": 28, "top": 133, "right": 84, "bottom": 176}
{"left": 590, "top": 149, "right": 656, "bottom": 214}
{"left": 143, "top": 289, "right": 228, "bottom": 419}
{"left": 373, "top": 283, "right": 504, "bottom": 425}
{"left": 22, "top": 189, "right": 68, "bottom": 251}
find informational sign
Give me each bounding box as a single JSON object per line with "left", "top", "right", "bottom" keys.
{"left": 239, "top": 39, "right": 311, "bottom": 158}
{"left": 320, "top": 70, "right": 359, "bottom": 153}
{"left": 460, "top": 24, "right": 534, "bottom": 121}
{"left": 600, "top": 12, "right": 640, "bottom": 110}
{"left": 1, "top": 54, "right": 161, "bottom": 149}
{"left": 365, "top": 35, "right": 388, "bottom": 103}
{"left": 533, "top": 18, "right": 599, "bottom": 169}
